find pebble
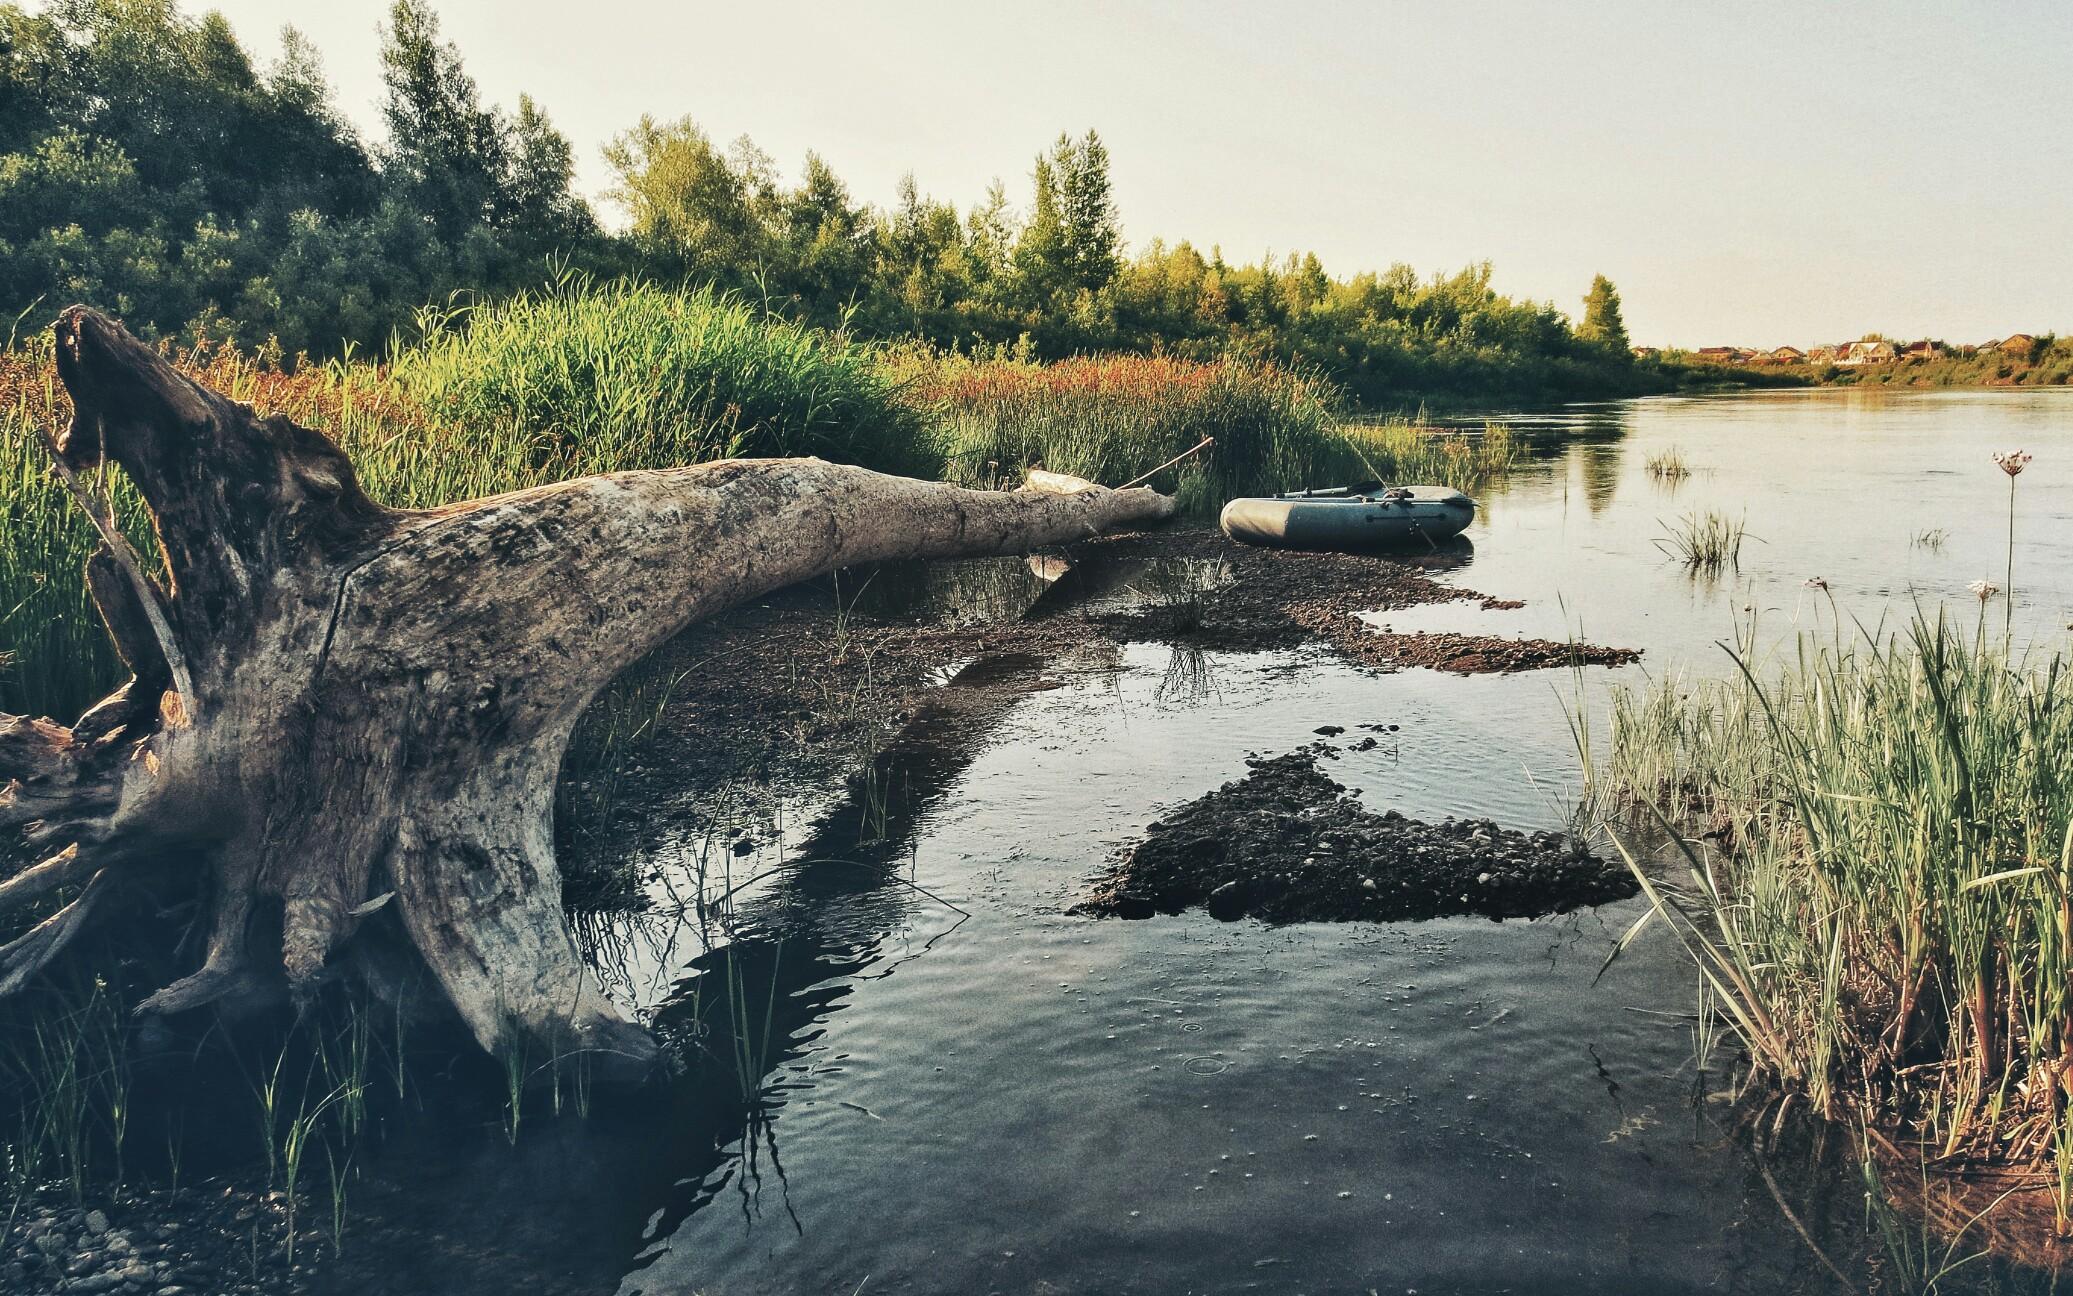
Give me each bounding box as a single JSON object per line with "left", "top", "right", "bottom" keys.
{"left": 3, "top": 1186, "right": 320, "bottom": 1296}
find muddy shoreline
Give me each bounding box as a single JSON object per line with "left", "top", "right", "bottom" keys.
{"left": 594, "top": 524, "right": 1640, "bottom": 831}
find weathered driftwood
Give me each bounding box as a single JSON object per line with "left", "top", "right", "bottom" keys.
{"left": 0, "top": 307, "right": 1175, "bottom": 1081}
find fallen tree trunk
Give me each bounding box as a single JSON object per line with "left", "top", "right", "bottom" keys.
{"left": 0, "top": 307, "right": 1175, "bottom": 1082}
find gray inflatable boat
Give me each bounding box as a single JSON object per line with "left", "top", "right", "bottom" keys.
{"left": 1219, "top": 484, "right": 1476, "bottom": 551}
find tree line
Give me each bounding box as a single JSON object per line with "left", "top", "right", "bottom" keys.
{"left": 0, "top": 0, "right": 1646, "bottom": 404}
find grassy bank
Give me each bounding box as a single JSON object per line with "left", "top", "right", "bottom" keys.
{"left": 394, "top": 279, "right": 939, "bottom": 480}
{"left": 1824, "top": 339, "right": 2072, "bottom": 389}
{"left": 892, "top": 349, "right": 1514, "bottom": 515}
{"left": 1737, "top": 338, "right": 2073, "bottom": 391}
{"left": 1602, "top": 614, "right": 2073, "bottom": 1242}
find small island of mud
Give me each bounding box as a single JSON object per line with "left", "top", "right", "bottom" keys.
{"left": 1073, "top": 743, "right": 1636, "bottom": 924}
{"left": 1082, "top": 529, "right": 1640, "bottom": 674}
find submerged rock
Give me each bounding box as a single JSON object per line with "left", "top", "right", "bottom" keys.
{"left": 1073, "top": 743, "right": 1635, "bottom": 924}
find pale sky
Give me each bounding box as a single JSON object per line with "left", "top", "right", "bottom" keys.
{"left": 118, "top": 1, "right": 2073, "bottom": 347}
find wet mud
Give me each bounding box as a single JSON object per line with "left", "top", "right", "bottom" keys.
{"left": 1073, "top": 742, "right": 1637, "bottom": 924}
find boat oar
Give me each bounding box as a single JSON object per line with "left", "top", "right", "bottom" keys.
{"left": 1118, "top": 436, "right": 1214, "bottom": 489}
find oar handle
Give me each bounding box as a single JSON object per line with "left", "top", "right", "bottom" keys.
{"left": 1119, "top": 436, "right": 1215, "bottom": 489}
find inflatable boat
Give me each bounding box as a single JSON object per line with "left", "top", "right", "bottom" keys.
{"left": 1219, "top": 484, "right": 1476, "bottom": 551}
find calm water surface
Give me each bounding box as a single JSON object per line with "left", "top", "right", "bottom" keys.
{"left": 349, "top": 389, "right": 2073, "bottom": 1295}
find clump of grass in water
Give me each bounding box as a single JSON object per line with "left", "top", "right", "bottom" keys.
{"left": 1913, "top": 527, "right": 1949, "bottom": 552}
{"left": 0, "top": 980, "right": 402, "bottom": 1264}
{"left": 1129, "top": 557, "right": 1230, "bottom": 634}
{"left": 1594, "top": 612, "right": 2073, "bottom": 1244}
{"left": 1644, "top": 446, "right": 1691, "bottom": 480}
{"left": 1656, "top": 509, "right": 1749, "bottom": 570}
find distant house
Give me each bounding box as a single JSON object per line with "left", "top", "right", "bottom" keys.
{"left": 1734, "top": 347, "right": 1759, "bottom": 362}
{"left": 1631, "top": 345, "right": 1660, "bottom": 360}
{"left": 1979, "top": 338, "right": 2003, "bottom": 353}
{"left": 1806, "top": 344, "right": 1841, "bottom": 364}
{"left": 2001, "top": 333, "right": 2038, "bottom": 356}
{"left": 1768, "top": 346, "right": 1806, "bottom": 363}
{"left": 1901, "top": 340, "right": 1943, "bottom": 360}
{"left": 1693, "top": 346, "right": 1740, "bottom": 363}
{"left": 1838, "top": 339, "right": 1898, "bottom": 366}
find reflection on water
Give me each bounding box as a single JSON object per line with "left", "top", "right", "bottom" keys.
{"left": 331, "top": 388, "right": 2072, "bottom": 1296}
{"left": 1153, "top": 645, "right": 1220, "bottom": 708}
{"left": 1575, "top": 438, "right": 1626, "bottom": 515}
{"left": 1418, "top": 387, "right": 2073, "bottom": 659}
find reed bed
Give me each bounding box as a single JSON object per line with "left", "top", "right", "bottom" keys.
{"left": 1601, "top": 614, "right": 2073, "bottom": 1237}
{"left": 892, "top": 350, "right": 1512, "bottom": 514}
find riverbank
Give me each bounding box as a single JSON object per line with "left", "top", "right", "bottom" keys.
{"left": 1676, "top": 336, "right": 2073, "bottom": 392}
{"left": 1603, "top": 615, "right": 2073, "bottom": 1264}
{"left": 5, "top": 1183, "right": 323, "bottom": 1295}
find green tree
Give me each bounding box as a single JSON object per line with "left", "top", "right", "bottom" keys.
{"left": 504, "top": 93, "right": 592, "bottom": 242}
{"left": 876, "top": 172, "right": 979, "bottom": 339}
{"left": 1012, "top": 131, "right": 1121, "bottom": 306}
{"left": 773, "top": 151, "right": 875, "bottom": 325}
{"left": 603, "top": 115, "right": 768, "bottom": 284}
{"left": 1057, "top": 130, "right": 1119, "bottom": 293}
{"left": 378, "top": 0, "right": 510, "bottom": 238}
{"left": 1579, "top": 273, "right": 1631, "bottom": 355}
{"left": 1012, "top": 148, "right": 1066, "bottom": 298}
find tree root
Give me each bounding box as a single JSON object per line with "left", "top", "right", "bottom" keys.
{"left": 0, "top": 305, "right": 1178, "bottom": 1084}
{"left": 0, "top": 872, "right": 109, "bottom": 995}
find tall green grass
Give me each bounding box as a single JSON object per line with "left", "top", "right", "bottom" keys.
{"left": 1601, "top": 614, "right": 2073, "bottom": 1237}
{"left": 394, "top": 277, "right": 938, "bottom": 480}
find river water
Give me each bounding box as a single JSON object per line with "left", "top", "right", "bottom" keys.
{"left": 340, "top": 388, "right": 2073, "bottom": 1295}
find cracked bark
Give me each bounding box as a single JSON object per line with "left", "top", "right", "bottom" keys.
{"left": 0, "top": 307, "right": 1175, "bottom": 1083}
